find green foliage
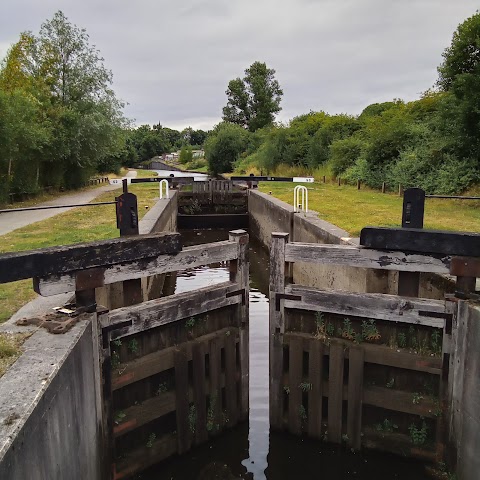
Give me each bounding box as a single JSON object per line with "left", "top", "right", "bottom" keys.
{"left": 408, "top": 419, "right": 428, "bottom": 446}
{"left": 188, "top": 405, "right": 197, "bottom": 433}
{"left": 438, "top": 12, "right": 480, "bottom": 91}
{"left": 341, "top": 318, "right": 356, "bottom": 341}
{"left": 127, "top": 339, "right": 139, "bottom": 354}
{"left": 412, "top": 392, "right": 424, "bottom": 405}
{"left": 329, "top": 136, "right": 365, "bottom": 177}
{"left": 431, "top": 329, "right": 442, "bottom": 355}
{"left": 361, "top": 319, "right": 380, "bottom": 342}
{"left": 179, "top": 145, "right": 193, "bottom": 164}
{"left": 375, "top": 418, "right": 398, "bottom": 433}
{"left": 205, "top": 122, "right": 249, "bottom": 175}
{"left": 397, "top": 332, "right": 407, "bottom": 348}
{"left": 299, "top": 382, "right": 312, "bottom": 392}
{"left": 146, "top": 433, "right": 156, "bottom": 448}
{"left": 306, "top": 115, "right": 359, "bottom": 168}
{"left": 185, "top": 317, "right": 196, "bottom": 329}
{"left": 0, "top": 11, "right": 127, "bottom": 200}
{"left": 223, "top": 61, "right": 283, "bottom": 132}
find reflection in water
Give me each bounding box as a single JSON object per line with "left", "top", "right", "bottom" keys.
{"left": 140, "top": 229, "right": 429, "bottom": 480}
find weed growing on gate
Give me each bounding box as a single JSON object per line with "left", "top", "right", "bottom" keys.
{"left": 127, "top": 339, "right": 139, "bottom": 354}
{"left": 146, "top": 433, "right": 156, "bottom": 448}
{"left": 375, "top": 419, "right": 398, "bottom": 433}
{"left": 408, "top": 419, "right": 428, "bottom": 446}
{"left": 188, "top": 405, "right": 197, "bottom": 433}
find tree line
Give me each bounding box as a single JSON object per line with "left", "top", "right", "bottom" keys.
{"left": 0, "top": 11, "right": 207, "bottom": 203}
{"left": 206, "top": 13, "right": 480, "bottom": 194}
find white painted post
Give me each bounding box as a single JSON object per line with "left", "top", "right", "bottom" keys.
{"left": 159, "top": 179, "right": 169, "bottom": 199}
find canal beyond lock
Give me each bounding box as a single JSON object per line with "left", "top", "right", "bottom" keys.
{"left": 138, "top": 229, "right": 430, "bottom": 480}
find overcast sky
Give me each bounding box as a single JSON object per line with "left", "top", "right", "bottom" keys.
{"left": 0, "top": 1, "right": 478, "bottom": 131}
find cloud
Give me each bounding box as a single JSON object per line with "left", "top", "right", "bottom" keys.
{"left": 0, "top": 0, "right": 478, "bottom": 129}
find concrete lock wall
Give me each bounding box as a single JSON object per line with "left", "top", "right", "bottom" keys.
{"left": 0, "top": 320, "right": 102, "bottom": 480}
{"left": 248, "top": 189, "right": 454, "bottom": 298}
{"left": 450, "top": 303, "right": 480, "bottom": 480}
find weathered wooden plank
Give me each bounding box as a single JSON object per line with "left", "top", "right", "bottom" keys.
{"left": 192, "top": 342, "right": 208, "bottom": 444}
{"left": 229, "top": 230, "right": 249, "bottom": 421}
{"left": 209, "top": 335, "right": 222, "bottom": 434}
{"left": 362, "top": 428, "right": 437, "bottom": 462}
{"left": 363, "top": 386, "right": 439, "bottom": 419}
{"left": 269, "top": 232, "right": 289, "bottom": 430}
{"left": 174, "top": 347, "right": 191, "bottom": 454}
{"left": 111, "top": 328, "right": 236, "bottom": 390}
{"left": 327, "top": 341, "right": 344, "bottom": 443}
{"left": 284, "top": 332, "right": 442, "bottom": 375}
{"left": 288, "top": 336, "right": 303, "bottom": 435}
{"left": 0, "top": 231, "right": 181, "bottom": 284}
{"left": 360, "top": 227, "right": 480, "bottom": 257}
{"left": 104, "top": 282, "right": 241, "bottom": 339}
{"left": 284, "top": 285, "right": 451, "bottom": 328}
{"left": 225, "top": 332, "right": 238, "bottom": 427}
{"left": 308, "top": 339, "right": 323, "bottom": 438}
{"left": 113, "top": 433, "right": 177, "bottom": 480}
{"left": 347, "top": 346, "right": 364, "bottom": 450}
{"left": 36, "top": 241, "right": 238, "bottom": 296}
{"left": 113, "top": 376, "right": 231, "bottom": 439}
{"left": 285, "top": 243, "right": 451, "bottom": 274}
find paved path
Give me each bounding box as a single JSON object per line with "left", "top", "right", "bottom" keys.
{"left": 0, "top": 171, "right": 137, "bottom": 236}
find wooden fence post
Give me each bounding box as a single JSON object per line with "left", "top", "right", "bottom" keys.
{"left": 269, "top": 232, "right": 289, "bottom": 430}
{"left": 229, "top": 229, "right": 249, "bottom": 421}
{"left": 381, "top": 182, "right": 386, "bottom": 193}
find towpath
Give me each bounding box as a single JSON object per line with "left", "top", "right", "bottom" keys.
{"left": 0, "top": 171, "right": 137, "bottom": 236}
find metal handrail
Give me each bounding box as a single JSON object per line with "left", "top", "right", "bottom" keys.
{"left": 294, "top": 185, "right": 308, "bottom": 213}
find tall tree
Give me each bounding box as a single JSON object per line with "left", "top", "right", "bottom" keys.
{"left": 222, "top": 61, "right": 283, "bottom": 132}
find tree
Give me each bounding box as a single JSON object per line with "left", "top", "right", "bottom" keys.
{"left": 204, "top": 123, "right": 249, "bottom": 175}
{"left": 437, "top": 12, "right": 480, "bottom": 91}
{"left": 0, "top": 11, "right": 128, "bottom": 190}
{"left": 222, "top": 61, "right": 283, "bottom": 132}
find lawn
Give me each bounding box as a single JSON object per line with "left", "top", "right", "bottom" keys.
{"left": 258, "top": 181, "right": 480, "bottom": 237}
{"left": 0, "top": 183, "right": 161, "bottom": 323}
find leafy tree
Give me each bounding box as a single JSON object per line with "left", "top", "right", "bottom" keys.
{"left": 438, "top": 12, "right": 480, "bottom": 91}
{"left": 222, "top": 61, "right": 283, "bottom": 132}
{"left": 0, "top": 11, "right": 128, "bottom": 193}
{"left": 179, "top": 145, "right": 193, "bottom": 164}
{"left": 204, "top": 123, "right": 249, "bottom": 174}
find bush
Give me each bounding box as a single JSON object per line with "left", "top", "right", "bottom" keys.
{"left": 329, "top": 137, "right": 364, "bottom": 177}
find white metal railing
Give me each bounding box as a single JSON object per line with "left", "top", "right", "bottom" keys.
{"left": 293, "top": 185, "right": 308, "bottom": 213}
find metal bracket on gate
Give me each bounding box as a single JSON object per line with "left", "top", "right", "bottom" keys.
{"left": 101, "top": 320, "right": 133, "bottom": 348}
{"left": 419, "top": 311, "right": 454, "bottom": 334}
{"left": 226, "top": 288, "right": 246, "bottom": 305}
{"left": 275, "top": 293, "right": 302, "bottom": 311}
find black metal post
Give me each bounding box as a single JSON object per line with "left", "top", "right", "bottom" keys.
{"left": 398, "top": 188, "right": 425, "bottom": 297}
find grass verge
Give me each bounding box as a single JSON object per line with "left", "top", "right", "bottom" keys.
{"left": 0, "top": 183, "right": 161, "bottom": 323}
{"left": 259, "top": 181, "right": 480, "bottom": 237}
{"left": 0, "top": 332, "right": 32, "bottom": 378}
